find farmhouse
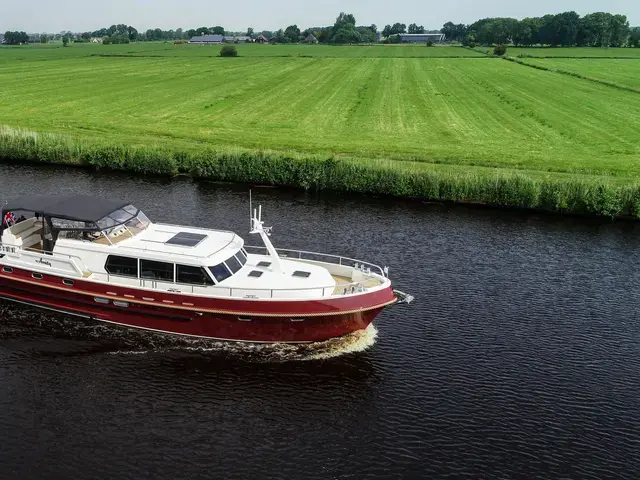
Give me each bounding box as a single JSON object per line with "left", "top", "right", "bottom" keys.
{"left": 189, "top": 34, "right": 224, "bottom": 44}
{"left": 225, "top": 36, "right": 251, "bottom": 43}
{"left": 398, "top": 33, "right": 445, "bottom": 43}
{"left": 303, "top": 34, "right": 318, "bottom": 44}
{"left": 91, "top": 37, "right": 104, "bottom": 43}
{"left": 255, "top": 34, "right": 268, "bottom": 44}
{"left": 0, "top": 34, "right": 4, "bottom": 44}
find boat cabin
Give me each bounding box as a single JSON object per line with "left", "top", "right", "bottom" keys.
{"left": 1, "top": 195, "right": 385, "bottom": 299}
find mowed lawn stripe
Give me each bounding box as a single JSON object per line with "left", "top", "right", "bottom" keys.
{"left": 1, "top": 52, "right": 639, "bottom": 177}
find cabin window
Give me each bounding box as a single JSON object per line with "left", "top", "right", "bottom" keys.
{"left": 176, "top": 264, "right": 214, "bottom": 285}
{"left": 140, "top": 259, "right": 174, "bottom": 282}
{"left": 292, "top": 271, "right": 311, "bottom": 278}
{"left": 257, "top": 261, "right": 271, "bottom": 267}
{"left": 236, "top": 249, "right": 247, "bottom": 265}
{"left": 62, "top": 278, "right": 75, "bottom": 286}
{"left": 209, "top": 263, "right": 232, "bottom": 283}
{"left": 2, "top": 266, "right": 13, "bottom": 273}
{"left": 32, "top": 272, "right": 43, "bottom": 280}
{"left": 224, "top": 255, "right": 243, "bottom": 274}
{"left": 105, "top": 255, "right": 138, "bottom": 278}
{"left": 248, "top": 270, "right": 263, "bottom": 278}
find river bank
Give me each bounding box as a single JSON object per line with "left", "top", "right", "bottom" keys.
{"left": 1, "top": 126, "right": 639, "bottom": 219}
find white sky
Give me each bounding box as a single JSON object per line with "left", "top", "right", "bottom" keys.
{"left": 1, "top": 0, "right": 638, "bottom": 33}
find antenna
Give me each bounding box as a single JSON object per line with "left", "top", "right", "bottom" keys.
{"left": 249, "top": 189, "right": 252, "bottom": 231}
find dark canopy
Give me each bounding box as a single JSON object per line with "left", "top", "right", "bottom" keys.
{"left": 2, "top": 195, "right": 129, "bottom": 223}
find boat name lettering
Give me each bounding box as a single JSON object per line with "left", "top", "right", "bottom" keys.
{"left": 0, "top": 246, "right": 16, "bottom": 254}
{"left": 36, "top": 258, "right": 52, "bottom": 267}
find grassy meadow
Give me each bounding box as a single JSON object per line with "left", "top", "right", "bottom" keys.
{"left": 1, "top": 42, "right": 639, "bottom": 217}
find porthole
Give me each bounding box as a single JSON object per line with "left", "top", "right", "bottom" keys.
{"left": 290, "top": 318, "right": 305, "bottom": 322}
{"left": 2, "top": 266, "right": 13, "bottom": 273}
{"left": 94, "top": 297, "right": 110, "bottom": 305}
{"left": 32, "top": 272, "right": 43, "bottom": 280}
{"left": 238, "top": 317, "right": 253, "bottom": 322}
{"left": 113, "top": 301, "right": 129, "bottom": 308}
{"left": 62, "top": 278, "right": 75, "bottom": 286}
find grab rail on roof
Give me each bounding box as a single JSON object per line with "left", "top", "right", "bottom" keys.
{"left": 244, "top": 245, "right": 387, "bottom": 278}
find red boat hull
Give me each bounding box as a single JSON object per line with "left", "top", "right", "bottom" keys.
{"left": 0, "top": 265, "right": 396, "bottom": 343}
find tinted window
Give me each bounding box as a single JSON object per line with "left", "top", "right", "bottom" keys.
{"left": 209, "top": 263, "right": 232, "bottom": 283}
{"left": 140, "top": 259, "right": 174, "bottom": 281}
{"left": 105, "top": 255, "right": 138, "bottom": 277}
{"left": 236, "top": 250, "right": 247, "bottom": 265}
{"left": 225, "top": 255, "right": 242, "bottom": 274}
{"left": 177, "top": 264, "right": 213, "bottom": 285}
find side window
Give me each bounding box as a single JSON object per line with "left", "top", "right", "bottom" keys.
{"left": 177, "top": 264, "right": 213, "bottom": 285}
{"left": 225, "top": 255, "right": 242, "bottom": 274}
{"left": 105, "top": 255, "right": 138, "bottom": 277}
{"left": 140, "top": 259, "right": 174, "bottom": 282}
{"left": 236, "top": 250, "right": 247, "bottom": 266}
{"left": 209, "top": 263, "right": 232, "bottom": 283}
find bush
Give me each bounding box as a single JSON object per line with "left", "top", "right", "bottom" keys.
{"left": 220, "top": 45, "right": 238, "bottom": 57}
{"left": 494, "top": 44, "right": 507, "bottom": 56}
{"left": 426, "top": 41, "right": 434, "bottom": 47}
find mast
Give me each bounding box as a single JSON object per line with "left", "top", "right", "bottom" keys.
{"left": 250, "top": 202, "right": 285, "bottom": 274}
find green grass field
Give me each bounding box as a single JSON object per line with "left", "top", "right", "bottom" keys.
{"left": 1, "top": 42, "right": 640, "bottom": 216}
{"left": 517, "top": 58, "right": 640, "bottom": 91}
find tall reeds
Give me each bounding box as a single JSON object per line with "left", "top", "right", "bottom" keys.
{"left": 1, "top": 126, "right": 638, "bottom": 219}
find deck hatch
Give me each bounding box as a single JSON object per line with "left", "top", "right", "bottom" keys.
{"left": 257, "top": 261, "right": 271, "bottom": 267}
{"left": 292, "top": 270, "right": 311, "bottom": 278}
{"left": 248, "top": 270, "right": 263, "bottom": 278}
{"left": 166, "top": 232, "right": 208, "bottom": 247}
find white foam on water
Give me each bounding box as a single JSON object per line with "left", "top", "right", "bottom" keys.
{"left": 1, "top": 302, "right": 379, "bottom": 362}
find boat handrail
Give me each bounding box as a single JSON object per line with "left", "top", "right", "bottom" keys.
{"left": 244, "top": 245, "right": 386, "bottom": 277}
{"left": 155, "top": 222, "right": 236, "bottom": 235}
{"left": 100, "top": 273, "right": 374, "bottom": 299}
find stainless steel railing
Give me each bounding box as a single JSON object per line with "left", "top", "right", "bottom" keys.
{"left": 244, "top": 245, "right": 386, "bottom": 277}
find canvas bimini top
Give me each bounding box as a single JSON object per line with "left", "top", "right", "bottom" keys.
{"left": 2, "top": 195, "right": 130, "bottom": 223}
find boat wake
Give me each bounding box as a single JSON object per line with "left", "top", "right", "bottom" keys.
{"left": 0, "top": 302, "right": 378, "bottom": 362}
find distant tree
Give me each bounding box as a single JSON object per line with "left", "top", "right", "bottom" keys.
{"left": 62, "top": 35, "right": 70, "bottom": 47}
{"left": 80, "top": 32, "right": 91, "bottom": 40}
{"left": 247, "top": 27, "right": 254, "bottom": 37}
{"left": 578, "top": 12, "right": 612, "bottom": 47}
{"left": 390, "top": 23, "right": 407, "bottom": 35}
{"left": 408, "top": 23, "right": 425, "bottom": 34}
{"left": 630, "top": 27, "right": 640, "bottom": 47}
{"left": 382, "top": 25, "right": 392, "bottom": 38}
{"left": 370, "top": 24, "right": 377, "bottom": 34}
{"left": 40, "top": 34, "right": 49, "bottom": 44}
{"left": 220, "top": 44, "right": 238, "bottom": 57}
{"left": 333, "top": 12, "right": 356, "bottom": 30}
{"left": 609, "top": 14, "right": 630, "bottom": 47}
{"left": 284, "top": 24, "right": 301, "bottom": 43}
{"left": 212, "top": 26, "right": 225, "bottom": 35}
{"left": 127, "top": 26, "right": 139, "bottom": 41}
{"left": 441, "top": 22, "right": 467, "bottom": 42}
{"left": 512, "top": 18, "right": 540, "bottom": 46}
{"left": 186, "top": 29, "right": 197, "bottom": 39}
{"left": 357, "top": 26, "right": 376, "bottom": 43}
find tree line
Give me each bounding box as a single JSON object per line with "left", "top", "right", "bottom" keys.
{"left": 5, "top": 10, "right": 638, "bottom": 48}
{"left": 442, "top": 12, "right": 635, "bottom": 47}
{"left": 3, "top": 31, "right": 30, "bottom": 45}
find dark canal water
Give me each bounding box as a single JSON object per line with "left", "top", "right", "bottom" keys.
{"left": 1, "top": 164, "right": 639, "bottom": 479}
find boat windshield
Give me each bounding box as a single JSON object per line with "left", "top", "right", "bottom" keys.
{"left": 208, "top": 251, "right": 248, "bottom": 284}
{"left": 96, "top": 205, "right": 150, "bottom": 235}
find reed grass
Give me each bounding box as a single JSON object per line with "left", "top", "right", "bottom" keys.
{"left": 1, "top": 126, "right": 638, "bottom": 219}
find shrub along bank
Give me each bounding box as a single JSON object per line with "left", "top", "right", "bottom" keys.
{"left": 1, "top": 127, "right": 638, "bottom": 219}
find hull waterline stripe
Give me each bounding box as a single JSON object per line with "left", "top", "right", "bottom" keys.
{"left": 0, "top": 272, "right": 398, "bottom": 317}
{"left": 0, "top": 293, "right": 315, "bottom": 344}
